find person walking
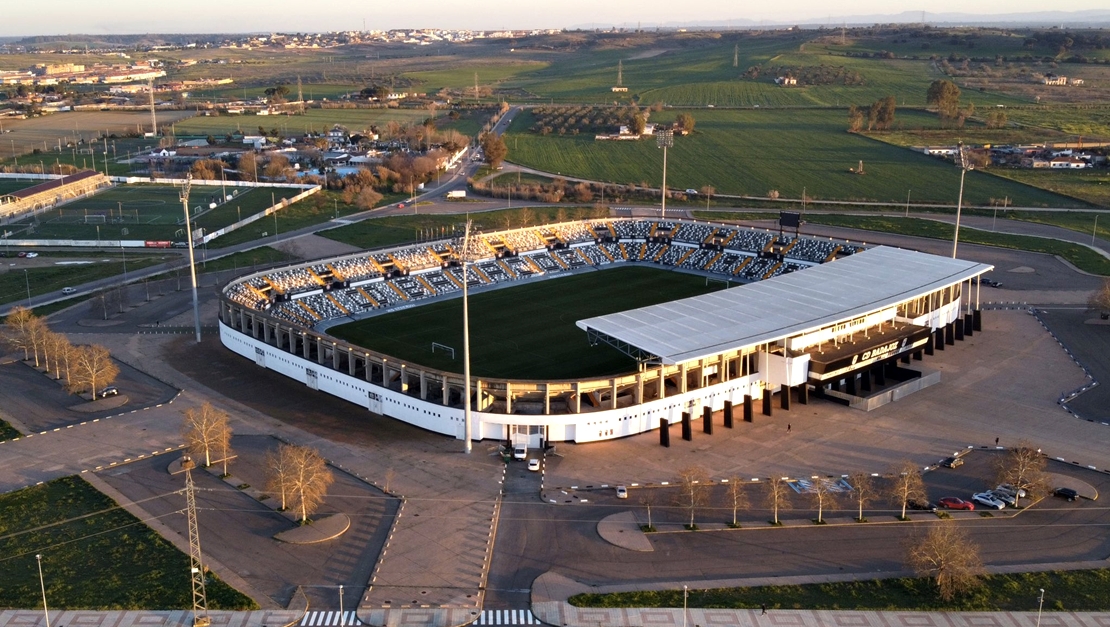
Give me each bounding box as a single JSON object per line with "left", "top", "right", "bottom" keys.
{"left": 761, "top": 603, "right": 767, "bottom": 615}
{"left": 787, "top": 423, "right": 791, "bottom": 434}
{"left": 995, "top": 437, "right": 1000, "bottom": 446}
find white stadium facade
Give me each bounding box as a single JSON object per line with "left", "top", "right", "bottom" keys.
{"left": 219, "top": 218, "right": 992, "bottom": 449}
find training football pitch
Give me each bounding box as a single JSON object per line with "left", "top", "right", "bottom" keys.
{"left": 10, "top": 183, "right": 301, "bottom": 242}
{"left": 328, "top": 265, "right": 725, "bottom": 380}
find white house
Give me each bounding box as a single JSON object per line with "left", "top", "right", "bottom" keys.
{"left": 775, "top": 76, "right": 797, "bottom": 86}
{"left": 1050, "top": 157, "right": 1087, "bottom": 169}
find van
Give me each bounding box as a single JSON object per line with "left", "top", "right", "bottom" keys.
{"left": 513, "top": 443, "right": 527, "bottom": 460}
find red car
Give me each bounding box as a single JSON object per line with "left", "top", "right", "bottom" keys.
{"left": 937, "top": 497, "right": 975, "bottom": 511}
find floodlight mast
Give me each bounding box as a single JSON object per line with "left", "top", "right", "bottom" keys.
{"left": 952, "top": 141, "right": 973, "bottom": 258}
{"left": 180, "top": 175, "right": 202, "bottom": 343}
{"left": 461, "top": 220, "right": 473, "bottom": 454}
{"left": 657, "top": 130, "right": 674, "bottom": 220}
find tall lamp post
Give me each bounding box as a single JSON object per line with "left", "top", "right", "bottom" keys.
{"left": 461, "top": 220, "right": 474, "bottom": 454}
{"left": 35, "top": 552, "right": 50, "bottom": 625}
{"left": 952, "top": 142, "right": 973, "bottom": 258}
{"left": 180, "top": 175, "right": 202, "bottom": 344}
{"left": 682, "top": 585, "right": 688, "bottom": 627}
{"left": 656, "top": 129, "right": 673, "bottom": 220}
{"left": 1036, "top": 588, "right": 1045, "bottom": 627}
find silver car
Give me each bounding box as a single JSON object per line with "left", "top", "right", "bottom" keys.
{"left": 988, "top": 490, "right": 1016, "bottom": 507}
{"left": 972, "top": 492, "right": 1006, "bottom": 510}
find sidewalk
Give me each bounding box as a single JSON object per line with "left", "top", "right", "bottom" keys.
{"left": 0, "top": 610, "right": 301, "bottom": 627}
{"left": 531, "top": 571, "right": 1110, "bottom": 627}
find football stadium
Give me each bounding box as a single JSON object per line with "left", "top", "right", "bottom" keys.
{"left": 219, "top": 217, "right": 992, "bottom": 447}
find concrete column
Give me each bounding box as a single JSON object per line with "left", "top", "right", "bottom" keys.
{"left": 475, "top": 380, "right": 482, "bottom": 411}
{"left": 913, "top": 350, "right": 923, "bottom": 360}
{"left": 400, "top": 365, "right": 408, "bottom": 393}
{"left": 702, "top": 406, "right": 712, "bottom": 434}
{"left": 762, "top": 389, "right": 772, "bottom": 416}
{"left": 263, "top": 321, "right": 272, "bottom": 344}
{"left": 505, "top": 382, "right": 512, "bottom": 414}
{"left": 658, "top": 365, "right": 667, "bottom": 400}
{"left": 780, "top": 384, "right": 790, "bottom": 410}
{"left": 303, "top": 335, "right": 310, "bottom": 359}
{"left": 611, "top": 379, "right": 618, "bottom": 410}
{"left": 846, "top": 374, "right": 857, "bottom": 396}
{"left": 659, "top": 418, "right": 670, "bottom": 447}
{"left": 797, "top": 383, "right": 808, "bottom": 405}
{"left": 574, "top": 382, "right": 581, "bottom": 413}
{"left": 724, "top": 400, "right": 733, "bottom": 428}
{"left": 420, "top": 370, "right": 428, "bottom": 400}
{"left": 544, "top": 383, "right": 551, "bottom": 415}
{"left": 744, "top": 394, "right": 753, "bottom": 422}
{"left": 679, "top": 363, "right": 687, "bottom": 394}
{"left": 935, "top": 329, "right": 945, "bottom": 351}
{"left": 366, "top": 357, "right": 373, "bottom": 382}
{"left": 681, "top": 412, "right": 692, "bottom": 441}
{"left": 442, "top": 378, "right": 450, "bottom": 406}
{"left": 332, "top": 344, "right": 340, "bottom": 370}
{"left": 635, "top": 374, "right": 643, "bottom": 404}
{"left": 719, "top": 354, "right": 728, "bottom": 382}
{"left": 945, "top": 322, "right": 955, "bottom": 345}
{"left": 964, "top": 313, "right": 974, "bottom": 337}
{"left": 240, "top": 309, "right": 249, "bottom": 333}
{"left": 348, "top": 348, "right": 356, "bottom": 376}
{"left": 955, "top": 317, "right": 965, "bottom": 341}
{"left": 973, "top": 309, "right": 982, "bottom": 332}
{"left": 861, "top": 370, "right": 872, "bottom": 393}
{"left": 317, "top": 339, "right": 326, "bottom": 365}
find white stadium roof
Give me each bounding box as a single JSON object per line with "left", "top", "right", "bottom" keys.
{"left": 576, "top": 246, "right": 993, "bottom": 365}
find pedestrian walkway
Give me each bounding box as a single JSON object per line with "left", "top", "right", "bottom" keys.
{"left": 0, "top": 610, "right": 302, "bottom": 627}
{"left": 475, "top": 609, "right": 540, "bottom": 625}
{"left": 299, "top": 611, "right": 363, "bottom": 626}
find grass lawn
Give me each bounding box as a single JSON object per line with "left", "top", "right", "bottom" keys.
{"left": 988, "top": 170, "right": 1110, "bottom": 209}
{"left": 0, "top": 418, "right": 19, "bottom": 441}
{"left": 1005, "top": 210, "right": 1110, "bottom": 241}
{"left": 321, "top": 206, "right": 609, "bottom": 251}
{"left": 0, "top": 179, "right": 41, "bottom": 195}
{"left": 197, "top": 246, "right": 296, "bottom": 273}
{"left": 208, "top": 190, "right": 400, "bottom": 249}
{"left": 503, "top": 108, "right": 1076, "bottom": 207}
{"left": 569, "top": 569, "right": 1110, "bottom": 611}
{"left": 800, "top": 214, "right": 1110, "bottom": 275}
{"left": 0, "top": 476, "right": 257, "bottom": 610}
{"left": 328, "top": 265, "right": 722, "bottom": 379}
{"left": 0, "top": 257, "right": 165, "bottom": 307}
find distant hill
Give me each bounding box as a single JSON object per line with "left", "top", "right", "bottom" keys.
{"left": 576, "top": 9, "right": 1110, "bottom": 29}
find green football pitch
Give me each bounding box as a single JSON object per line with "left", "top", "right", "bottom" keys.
{"left": 0, "top": 179, "right": 39, "bottom": 195}
{"left": 327, "top": 265, "right": 726, "bottom": 380}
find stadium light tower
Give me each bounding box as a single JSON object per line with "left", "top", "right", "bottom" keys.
{"left": 952, "top": 141, "right": 973, "bottom": 258}
{"left": 656, "top": 129, "right": 673, "bottom": 220}
{"left": 180, "top": 175, "right": 202, "bottom": 343}
{"left": 460, "top": 220, "right": 474, "bottom": 454}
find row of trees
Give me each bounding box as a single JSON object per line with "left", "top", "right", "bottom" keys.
{"left": 3, "top": 307, "right": 119, "bottom": 396}
{"left": 180, "top": 402, "right": 334, "bottom": 524}
{"left": 744, "top": 64, "right": 865, "bottom": 86}
{"left": 847, "top": 96, "right": 897, "bottom": 132}
{"left": 469, "top": 176, "right": 706, "bottom": 205}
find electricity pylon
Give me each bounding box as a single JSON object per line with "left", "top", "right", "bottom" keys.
{"left": 181, "top": 455, "right": 210, "bottom": 627}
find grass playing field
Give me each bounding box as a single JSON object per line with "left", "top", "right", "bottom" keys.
{"left": 328, "top": 265, "right": 724, "bottom": 380}
{"left": 8, "top": 184, "right": 302, "bottom": 242}
{"left": 0, "top": 179, "right": 39, "bottom": 195}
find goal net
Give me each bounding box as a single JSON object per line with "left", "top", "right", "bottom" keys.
{"left": 431, "top": 342, "right": 456, "bottom": 359}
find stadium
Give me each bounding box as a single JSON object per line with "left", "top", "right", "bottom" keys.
{"left": 218, "top": 217, "right": 993, "bottom": 447}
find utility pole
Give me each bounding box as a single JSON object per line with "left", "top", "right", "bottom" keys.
{"left": 149, "top": 78, "right": 157, "bottom": 137}
{"left": 181, "top": 455, "right": 211, "bottom": 627}
{"left": 180, "top": 175, "right": 202, "bottom": 343}
{"left": 952, "top": 142, "right": 972, "bottom": 258}
{"left": 36, "top": 554, "right": 50, "bottom": 627}
{"left": 733, "top": 44, "right": 739, "bottom": 68}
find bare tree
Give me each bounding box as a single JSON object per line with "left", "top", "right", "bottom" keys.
{"left": 25, "top": 316, "right": 50, "bottom": 368}
{"left": 994, "top": 441, "right": 1049, "bottom": 506}
{"left": 182, "top": 402, "right": 233, "bottom": 468}
{"left": 638, "top": 491, "right": 657, "bottom": 530}
{"left": 1088, "top": 279, "right": 1110, "bottom": 317}
{"left": 44, "top": 332, "right": 70, "bottom": 380}
{"left": 907, "top": 522, "right": 983, "bottom": 601}
{"left": 2, "top": 306, "right": 36, "bottom": 360}
{"left": 265, "top": 445, "right": 296, "bottom": 511}
{"left": 383, "top": 467, "right": 396, "bottom": 494}
{"left": 67, "top": 344, "right": 119, "bottom": 397}
{"left": 890, "top": 460, "right": 927, "bottom": 520}
{"left": 726, "top": 477, "right": 749, "bottom": 526}
{"left": 809, "top": 477, "right": 837, "bottom": 524}
{"left": 674, "top": 465, "right": 710, "bottom": 528}
{"left": 765, "top": 476, "right": 793, "bottom": 525}
{"left": 849, "top": 472, "right": 875, "bottom": 522}
{"left": 287, "top": 444, "right": 334, "bottom": 523}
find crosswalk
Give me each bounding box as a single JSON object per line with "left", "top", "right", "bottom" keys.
{"left": 298, "top": 608, "right": 538, "bottom": 626}
{"left": 476, "top": 609, "right": 541, "bottom": 625}
{"left": 299, "top": 611, "right": 363, "bottom": 626}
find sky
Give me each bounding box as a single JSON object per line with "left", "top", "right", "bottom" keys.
{"left": 3, "top": 0, "right": 1110, "bottom": 37}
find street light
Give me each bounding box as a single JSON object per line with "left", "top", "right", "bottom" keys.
{"left": 35, "top": 552, "right": 51, "bottom": 625}
{"left": 682, "top": 584, "right": 688, "bottom": 627}
{"left": 339, "top": 584, "right": 345, "bottom": 627}
{"left": 656, "top": 129, "right": 673, "bottom": 220}
{"left": 1036, "top": 588, "right": 1045, "bottom": 627}
{"left": 952, "top": 142, "right": 973, "bottom": 258}
{"left": 25, "top": 269, "right": 31, "bottom": 307}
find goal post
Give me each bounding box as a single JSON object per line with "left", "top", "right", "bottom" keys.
{"left": 431, "top": 342, "right": 456, "bottom": 359}
{"left": 705, "top": 276, "right": 730, "bottom": 289}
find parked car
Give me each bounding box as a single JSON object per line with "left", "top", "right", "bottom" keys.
{"left": 685, "top": 188, "right": 699, "bottom": 195}
{"left": 1054, "top": 487, "right": 1079, "bottom": 502}
{"left": 25, "top": 252, "right": 38, "bottom": 258}
{"left": 972, "top": 492, "right": 1006, "bottom": 510}
{"left": 97, "top": 386, "right": 119, "bottom": 398}
{"left": 940, "top": 456, "right": 964, "bottom": 468}
{"left": 61, "top": 287, "right": 77, "bottom": 295}
{"left": 995, "top": 484, "right": 1027, "bottom": 499}
{"left": 907, "top": 499, "right": 937, "bottom": 512}
{"left": 616, "top": 485, "right": 628, "bottom": 499}
{"left": 527, "top": 458, "right": 540, "bottom": 472}
{"left": 937, "top": 497, "right": 974, "bottom": 511}
{"left": 988, "top": 490, "right": 1017, "bottom": 507}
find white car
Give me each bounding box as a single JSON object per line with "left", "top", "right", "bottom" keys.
{"left": 527, "top": 458, "right": 540, "bottom": 472}
{"left": 995, "top": 484, "right": 1026, "bottom": 499}
{"left": 25, "top": 252, "right": 38, "bottom": 258}
{"left": 971, "top": 492, "right": 1006, "bottom": 510}
{"left": 61, "top": 287, "right": 77, "bottom": 295}
{"left": 616, "top": 485, "right": 628, "bottom": 499}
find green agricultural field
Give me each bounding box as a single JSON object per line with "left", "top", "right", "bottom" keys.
{"left": 1004, "top": 105, "right": 1110, "bottom": 138}
{"left": 0, "top": 476, "right": 256, "bottom": 610}
{"left": 328, "top": 265, "right": 722, "bottom": 379}
{"left": 504, "top": 108, "right": 1077, "bottom": 207}
{"left": 989, "top": 169, "right": 1110, "bottom": 208}
{"left": 7, "top": 184, "right": 303, "bottom": 243}
{"left": 172, "top": 108, "right": 432, "bottom": 136}
{"left": 406, "top": 62, "right": 549, "bottom": 93}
